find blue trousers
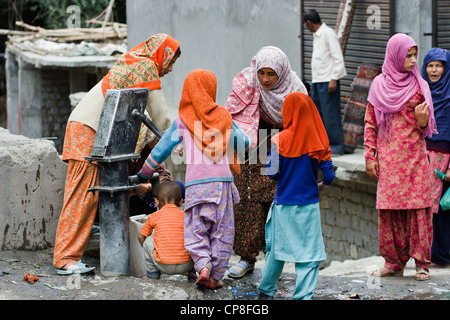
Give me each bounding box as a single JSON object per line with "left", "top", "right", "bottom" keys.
{"left": 311, "top": 81, "right": 344, "bottom": 154}
{"left": 257, "top": 249, "right": 321, "bottom": 300}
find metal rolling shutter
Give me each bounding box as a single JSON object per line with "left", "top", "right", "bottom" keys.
{"left": 301, "top": 0, "right": 341, "bottom": 90}
{"left": 301, "top": 0, "right": 392, "bottom": 109}
{"left": 436, "top": 0, "right": 450, "bottom": 50}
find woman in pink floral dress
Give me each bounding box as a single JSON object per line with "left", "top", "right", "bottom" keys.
{"left": 364, "top": 34, "right": 438, "bottom": 281}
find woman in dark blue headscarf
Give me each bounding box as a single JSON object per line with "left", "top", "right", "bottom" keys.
{"left": 422, "top": 47, "right": 450, "bottom": 267}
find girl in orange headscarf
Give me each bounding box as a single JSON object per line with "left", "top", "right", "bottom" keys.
{"left": 53, "top": 34, "right": 181, "bottom": 274}
{"left": 257, "top": 92, "right": 334, "bottom": 300}
{"left": 138, "top": 69, "right": 250, "bottom": 289}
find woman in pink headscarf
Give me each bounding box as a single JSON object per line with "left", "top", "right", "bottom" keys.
{"left": 364, "top": 33, "right": 438, "bottom": 281}
{"left": 224, "top": 46, "right": 308, "bottom": 278}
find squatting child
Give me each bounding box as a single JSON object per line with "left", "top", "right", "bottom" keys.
{"left": 139, "top": 180, "right": 194, "bottom": 279}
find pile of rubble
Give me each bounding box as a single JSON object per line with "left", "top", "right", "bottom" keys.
{"left": 0, "top": 20, "right": 127, "bottom": 57}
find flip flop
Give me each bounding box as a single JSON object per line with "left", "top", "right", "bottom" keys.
{"left": 228, "top": 260, "right": 254, "bottom": 279}
{"left": 57, "top": 261, "right": 95, "bottom": 275}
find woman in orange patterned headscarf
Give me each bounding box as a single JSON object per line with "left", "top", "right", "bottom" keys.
{"left": 53, "top": 34, "right": 181, "bottom": 274}
{"left": 102, "top": 33, "right": 180, "bottom": 96}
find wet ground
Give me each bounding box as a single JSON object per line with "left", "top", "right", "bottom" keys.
{"left": 1, "top": 245, "right": 449, "bottom": 319}
{"left": 1, "top": 244, "right": 449, "bottom": 302}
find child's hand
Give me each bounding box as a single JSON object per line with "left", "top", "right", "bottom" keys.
{"left": 174, "top": 144, "right": 184, "bottom": 156}
{"left": 138, "top": 234, "right": 146, "bottom": 246}
{"left": 415, "top": 102, "right": 429, "bottom": 129}
{"left": 135, "top": 183, "right": 151, "bottom": 197}
{"left": 318, "top": 182, "right": 325, "bottom": 198}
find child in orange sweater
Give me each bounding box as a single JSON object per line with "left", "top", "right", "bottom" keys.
{"left": 138, "top": 181, "right": 193, "bottom": 279}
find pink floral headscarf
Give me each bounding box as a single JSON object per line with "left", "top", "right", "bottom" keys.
{"left": 367, "top": 33, "right": 437, "bottom": 139}
{"left": 254, "top": 46, "right": 307, "bottom": 126}
{"left": 224, "top": 46, "right": 307, "bottom": 146}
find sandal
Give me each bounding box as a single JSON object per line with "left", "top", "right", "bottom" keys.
{"left": 371, "top": 267, "right": 403, "bottom": 277}
{"left": 228, "top": 260, "right": 255, "bottom": 279}
{"left": 415, "top": 267, "right": 430, "bottom": 281}
{"left": 57, "top": 261, "right": 95, "bottom": 275}
{"left": 195, "top": 268, "right": 210, "bottom": 288}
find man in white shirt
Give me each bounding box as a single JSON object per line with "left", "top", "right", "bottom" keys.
{"left": 304, "top": 9, "right": 347, "bottom": 155}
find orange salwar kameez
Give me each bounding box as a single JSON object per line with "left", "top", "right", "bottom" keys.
{"left": 53, "top": 121, "right": 99, "bottom": 269}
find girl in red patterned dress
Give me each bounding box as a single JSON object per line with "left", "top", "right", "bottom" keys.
{"left": 364, "top": 34, "right": 438, "bottom": 281}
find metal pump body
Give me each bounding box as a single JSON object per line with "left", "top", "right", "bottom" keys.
{"left": 86, "top": 88, "right": 162, "bottom": 276}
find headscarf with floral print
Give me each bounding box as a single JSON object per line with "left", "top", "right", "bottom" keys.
{"left": 101, "top": 33, "right": 180, "bottom": 96}
{"left": 223, "top": 46, "right": 307, "bottom": 147}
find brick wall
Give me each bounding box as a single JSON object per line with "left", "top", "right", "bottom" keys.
{"left": 41, "top": 69, "right": 72, "bottom": 153}
{"left": 320, "top": 176, "right": 379, "bottom": 264}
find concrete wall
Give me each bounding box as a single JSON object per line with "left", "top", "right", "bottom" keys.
{"left": 7, "top": 60, "right": 73, "bottom": 153}
{"left": 5, "top": 51, "right": 19, "bottom": 134}
{"left": 0, "top": 128, "right": 67, "bottom": 250}
{"left": 126, "top": 0, "right": 302, "bottom": 119}
{"left": 395, "top": 0, "right": 433, "bottom": 70}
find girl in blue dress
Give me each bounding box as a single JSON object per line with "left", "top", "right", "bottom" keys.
{"left": 257, "top": 92, "right": 335, "bottom": 300}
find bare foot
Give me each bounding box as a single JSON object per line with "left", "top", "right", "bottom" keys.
{"left": 61, "top": 260, "right": 78, "bottom": 270}
{"left": 415, "top": 268, "right": 429, "bottom": 281}
{"left": 371, "top": 266, "right": 403, "bottom": 277}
